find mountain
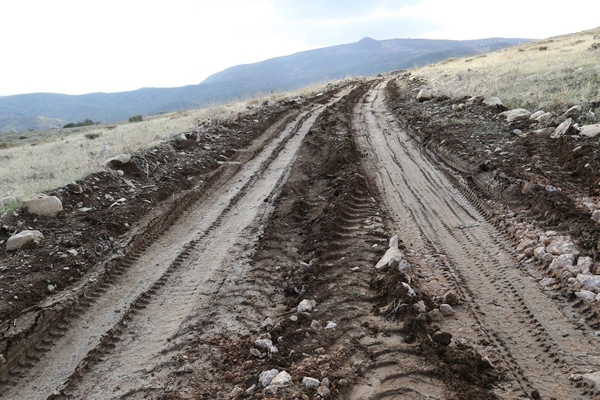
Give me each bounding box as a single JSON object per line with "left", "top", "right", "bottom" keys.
{"left": 0, "top": 36, "right": 529, "bottom": 133}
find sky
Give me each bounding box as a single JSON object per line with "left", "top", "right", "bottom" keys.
{"left": 0, "top": 0, "right": 598, "bottom": 97}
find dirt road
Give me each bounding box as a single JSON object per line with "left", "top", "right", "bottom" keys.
{"left": 4, "top": 77, "right": 600, "bottom": 399}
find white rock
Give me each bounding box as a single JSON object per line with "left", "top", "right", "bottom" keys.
{"left": 530, "top": 110, "right": 545, "bottom": 120}
{"left": 317, "top": 386, "right": 332, "bottom": 398}
{"left": 504, "top": 108, "right": 531, "bottom": 122}
{"left": 415, "top": 300, "right": 426, "bottom": 313}
{"left": 302, "top": 377, "right": 320, "bottom": 388}
{"left": 549, "top": 254, "right": 575, "bottom": 270}
{"left": 416, "top": 89, "right": 433, "bottom": 101}
{"left": 534, "top": 246, "right": 547, "bottom": 260}
{"left": 6, "top": 230, "right": 44, "bottom": 251}
{"left": 577, "top": 256, "right": 593, "bottom": 274}
{"left": 551, "top": 118, "right": 574, "bottom": 139}
{"left": 261, "top": 317, "right": 273, "bottom": 329}
{"left": 1, "top": 196, "right": 18, "bottom": 206}
{"left": 254, "top": 338, "right": 273, "bottom": 350}
{"left": 578, "top": 274, "right": 600, "bottom": 292}
{"left": 580, "top": 124, "right": 600, "bottom": 138}
{"left": 106, "top": 153, "right": 131, "bottom": 168}
{"left": 440, "top": 304, "right": 454, "bottom": 316}
{"left": 483, "top": 97, "right": 503, "bottom": 107}
{"left": 546, "top": 236, "right": 579, "bottom": 256}
{"left": 375, "top": 235, "right": 403, "bottom": 270}
{"left": 230, "top": 386, "right": 244, "bottom": 398}
{"left": 21, "top": 194, "right": 63, "bottom": 217}
{"left": 428, "top": 309, "right": 443, "bottom": 321}
{"left": 297, "top": 299, "right": 316, "bottom": 313}
{"left": 466, "top": 95, "right": 484, "bottom": 105}
{"left": 310, "top": 320, "right": 323, "bottom": 331}
{"left": 563, "top": 105, "right": 582, "bottom": 117}
{"left": 401, "top": 282, "right": 415, "bottom": 299}
{"left": 269, "top": 371, "right": 292, "bottom": 387}
{"left": 259, "top": 369, "right": 279, "bottom": 387}
{"left": 575, "top": 290, "right": 596, "bottom": 302}
{"left": 324, "top": 321, "right": 337, "bottom": 330}
{"left": 321, "top": 377, "right": 331, "bottom": 387}
{"left": 593, "top": 210, "right": 600, "bottom": 222}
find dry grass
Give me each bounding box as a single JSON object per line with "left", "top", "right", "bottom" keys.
{"left": 414, "top": 27, "right": 600, "bottom": 112}
{"left": 0, "top": 81, "right": 336, "bottom": 203}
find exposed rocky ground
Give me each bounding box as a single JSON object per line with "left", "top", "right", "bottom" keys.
{"left": 2, "top": 74, "right": 600, "bottom": 399}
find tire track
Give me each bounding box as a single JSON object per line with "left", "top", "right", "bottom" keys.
{"left": 352, "top": 79, "right": 600, "bottom": 399}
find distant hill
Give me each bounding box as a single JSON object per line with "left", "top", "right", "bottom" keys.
{"left": 0, "top": 36, "right": 529, "bottom": 133}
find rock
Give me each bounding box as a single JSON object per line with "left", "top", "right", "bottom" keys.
{"left": 577, "top": 256, "right": 593, "bottom": 274}
{"left": 401, "top": 282, "right": 416, "bottom": 299}
{"left": 317, "top": 386, "right": 332, "bottom": 398}
{"left": 106, "top": 154, "right": 131, "bottom": 168}
{"left": 415, "top": 300, "right": 427, "bottom": 313}
{"left": 245, "top": 385, "right": 256, "bottom": 396}
{"left": 563, "top": 105, "right": 582, "bottom": 117}
{"left": 440, "top": 304, "right": 454, "bottom": 316}
{"left": 270, "top": 371, "right": 292, "bottom": 387}
{"left": 466, "top": 95, "right": 484, "bottom": 106}
{"left": 375, "top": 235, "right": 403, "bottom": 269}
{"left": 575, "top": 290, "right": 596, "bottom": 302}
{"left": 254, "top": 338, "right": 273, "bottom": 350}
{"left": 66, "top": 183, "right": 83, "bottom": 194}
{"left": 321, "top": 378, "right": 331, "bottom": 387}
{"left": 529, "top": 110, "right": 545, "bottom": 120}
{"left": 443, "top": 290, "right": 460, "bottom": 305}
{"left": 416, "top": 89, "right": 433, "bottom": 102}
{"left": 324, "top": 321, "right": 337, "bottom": 330}
{"left": 534, "top": 246, "right": 547, "bottom": 260}
{"left": 551, "top": 118, "right": 574, "bottom": 138}
{"left": 546, "top": 236, "right": 579, "bottom": 256}
{"left": 549, "top": 254, "right": 575, "bottom": 270}
{"left": 483, "top": 97, "right": 504, "bottom": 107}
{"left": 259, "top": 369, "right": 279, "bottom": 387}
{"left": 1, "top": 196, "right": 18, "bottom": 206}
{"left": 310, "top": 320, "right": 323, "bottom": 331}
{"left": 578, "top": 274, "right": 600, "bottom": 292}
{"left": 517, "top": 238, "right": 537, "bottom": 252}
{"left": 535, "top": 112, "right": 554, "bottom": 123}
{"left": 580, "top": 124, "right": 600, "bottom": 138}
{"left": 593, "top": 210, "right": 600, "bottom": 222}
{"left": 289, "top": 315, "right": 298, "bottom": 322}
{"left": 428, "top": 309, "right": 443, "bottom": 322}
{"left": 531, "top": 127, "right": 555, "bottom": 136}
{"left": 223, "top": 371, "right": 235, "bottom": 381}
{"left": 6, "top": 230, "right": 44, "bottom": 251}
{"left": 297, "top": 299, "right": 316, "bottom": 313}
{"left": 432, "top": 331, "right": 452, "bottom": 346}
{"left": 503, "top": 108, "right": 531, "bottom": 122}
{"left": 22, "top": 194, "right": 63, "bottom": 217}
{"left": 230, "top": 386, "right": 244, "bottom": 398}
{"left": 302, "top": 377, "right": 320, "bottom": 388}
{"left": 249, "top": 348, "right": 263, "bottom": 358}
{"left": 261, "top": 317, "right": 273, "bottom": 329}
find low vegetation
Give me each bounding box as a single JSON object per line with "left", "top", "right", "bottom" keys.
{"left": 415, "top": 27, "right": 600, "bottom": 113}
{"left": 0, "top": 82, "right": 333, "bottom": 202}
{"left": 128, "top": 115, "right": 143, "bottom": 123}
{"left": 62, "top": 119, "right": 100, "bottom": 129}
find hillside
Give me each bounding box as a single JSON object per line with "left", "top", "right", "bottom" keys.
{"left": 0, "top": 36, "right": 528, "bottom": 133}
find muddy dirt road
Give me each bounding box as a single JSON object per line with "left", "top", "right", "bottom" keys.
{"left": 3, "top": 76, "right": 600, "bottom": 399}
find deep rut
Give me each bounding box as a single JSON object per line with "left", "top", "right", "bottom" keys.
{"left": 3, "top": 88, "right": 353, "bottom": 399}
{"left": 352, "top": 80, "right": 600, "bottom": 399}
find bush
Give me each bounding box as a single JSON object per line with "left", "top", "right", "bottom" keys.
{"left": 62, "top": 119, "right": 99, "bottom": 129}
{"left": 128, "top": 115, "right": 143, "bottom": 123}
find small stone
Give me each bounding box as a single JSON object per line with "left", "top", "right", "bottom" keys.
{"left": 592, "top": 210, "right": 600, "bottom": 222}
{"left": 416, "top": 89, "right": 433, "bottom": 102}
{"left": 575, "top": 290, "right": 596, "bottom": 302}
{"left": 321, "top": 377, "right": 330, "bottom": 388}
{"left": 290, "top": 315, "right": 298, "bottom": 322}
{"left": 223, "top": 371, "right": 234, "bottom": 381}
{"left": 66, "top": 183, "right": 83, "bottom": 194}
{"left": 414, "top": 300, "right": 427, "bottom": 313}
{"left": 324, "top": 321, "right": 337, "bottom": 330}
{"left": 504, "top": 108, "right": 531, "bottom": 122}
{"left": 563, "top": 105, "right": 582, "bottom": 117}
{"left": 269, "top": 370, "right": 292, "bottom": 387}
{"left": 229, "top": 386, "right": 244, "bottom": 398}
{"left": 551, "top": 118, "right": 574, "bottom": 139}
{"left": 302, "top": 377, "right": 320, "bottom": 388}
{"left": 317, "top": 385, "right": 332, "bottom": 398}
{"left": 297, "top": 299, "right": 316, "bottom": 313}
{"left": 259, "top": 369, "right": 279, "bottom": 387}
{"left": 432, "top": 331, "right": 452, "bottom": 346}
{"left": 254, "top": 338, "right": 273, "bottom": 350}
{"left": 261, "top": 317, "right": 273, "bottom": 329}
{"left": 483, "top": 96, "right": 504, "bottom": 107}
{"left": 249, "top": 348, "right": 263, "bottom": 358}
{"left": 1, "top": 196, "right": 18, "bottom": 206}
{"left": 6, "top": 230, "right": 44, "bottom": 251}
{"left": 439, "top": 304, "right": 454, "bottom": 316}
{"left": 466, "top": 95, "right": 484, "bottom": 105}
{"left": 106, "top": 154, "right": 131, "bottom": 168}
{"left": 443, "top": 290, "right": 460, "bottom": 305}
{"left": 428, "top": 309, "right": 443, "bottom": 322}
{"left": 21, "top": 194, "right": 63, "bottom": 217}
{"left": 580, "top": 124, "right": 600, "bottom": 138}
{"left": 310, "top": 320, "right": 323, "bottom": 331}
{"left": 245, "top": 385, "right": 256, "bottom": 396}
{"left": 47, "top": 284, "right": 55, "bottom": 293}
{"left": 529, "top": 110, "right": 545, "bottom": 120}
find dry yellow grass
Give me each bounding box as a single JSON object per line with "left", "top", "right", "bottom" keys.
{"left": 0, "top": 81, "right": 336, "bottom": 205}
{"left": 415, "top": 27, "right": 600, "bottom": 111}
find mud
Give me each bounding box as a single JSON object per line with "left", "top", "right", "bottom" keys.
{"left": 2, "top": 74, "right": 600, "bottom": 399}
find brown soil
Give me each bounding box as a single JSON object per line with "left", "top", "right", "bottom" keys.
{"left": 2, "top": 75, "right": 600, "bottom": 399}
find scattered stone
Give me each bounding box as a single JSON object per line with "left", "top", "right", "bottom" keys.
{"left": 254, "top": 338, "right": 273, "bottom": 350}
{"left": 416, "top": 89, "right": 433, "bottom": 102}
{"left": 401, "top": 282, "right": 416, "bottom": 299}
{"left": 22, "top": 194, "right": 63, "bottom": 217}
{"left": 578, "top": 274, "right": 600, "bottom": 292}
{"left": 502, "top": 108, "right": 531, "bottom": 122}
{"left": 575, "top": 290, "right": 596, "bottom": 302}
{"left": 375, "top": 235, "right": 403, "bottom": 269}
{"left": 428, "top": 309, "right": 443, "bottom": 322}
{"left": 535, "top": 112, "right": 554, "bottom": 123}
{"left": 297, "top": 299, "right": 316, "bottom": 313}
{"left": 310, "top": 320, "right": 323, "bottom": 331}
{"left": 466, "top": 95, "right": 484, "bottom": 105}
{"left": 531, "top": 127, "right": 555, "bottom": 136}
{"left": 439, "top": 304, "right": 454, "bottom": 316}
{"left": 1, "top": 196, "right": 18, "bottom": 206}
{"left": 47, "top": 284, "right": 55, "bottom": 293}
{"left": 432, "top": 331, "right": 452, "bottom": 346}
{"left": 324, "top": 321, "right": 337, "bottom": 330}
{"left": 483, "top": 97, "right": 504, "bottom": 107}
{"left": 246, "top": 385, "right": 256, "bottom": 396}
{"left": 577, "top": 256, "right": 593, "bottom": 274}
{"left": 529, "top": 110, "right": 545, "bottom": 120}
{"left": 223, "top": 371, "right": 235, "bottom": 381}
{"left": 550, "top": 254, "right": 575, "bottom": 270}
{"left": 249, "top": 348, "right": 263, "bottom": 358}
{"left": 66, "top": 183, "right": 83, "bottom": 194}
{"left": 317, "top": 386, "right": 332, "bottom": 398}
{"left": 302, "top": 377, "right": 320, "bottom": 388}
{"left": 230, "top": 386, "right": 244, "bottom": 398}
{"left": 415, "top": 300, "right": 427, "bottom": 313}
{"left": 546, "top": 236, "right": 579, "bottom": 256}
{"left": 106, "top": 154, "right": 131, "bottom": 168}
{"left": 563, "top": 105, "right": 582, "bottom": 117}
{"left": 261, "top": 317, "right": 273, "bottom": 329}
{"left": 289, "top": 315, "right": 298, "bottom": 322}
{"left": 592, "top": 210, "right": 600, "bottom": 222}
{"left": 6, "top": 230, "right": 44, "bottom": 251}
{"left": 259, "top": 369, "right": 279, "bottom": 387}
{"left": 443, "top": 290, "right": 460, "bottom": 305}
{"left": 321, "top": 377, "right": 331, "bottom": 387}
{"left": 534, "top": 246, "right": 546, "bottom": 260}
{"left": 580, "top": 124, "right": 600, "bottom": 138}
{"left": 269, "top": 370, "right": 292, "bottom": 387}
{"left": 551, "top": 118, "right": 574, "bottom": 138}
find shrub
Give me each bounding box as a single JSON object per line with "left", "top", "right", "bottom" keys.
{"left": 128, "top": 115, "right": 143, "bottom": 123}
{"left": 62, "top": 119, "right": 99, "bottom": 129}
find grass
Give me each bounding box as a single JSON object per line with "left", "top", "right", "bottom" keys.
{"left": 0, "top": 82, "right": 337, "bottom": 201}
{"left": 414, "top": 26, "right": 600, "bottom": 113}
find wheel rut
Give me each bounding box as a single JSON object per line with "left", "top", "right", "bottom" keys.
{"left": 353, "top": 80, "right": 600, "bottom": 399}
{"left": 4, "top": 87, "right": 354, "bottom": 399}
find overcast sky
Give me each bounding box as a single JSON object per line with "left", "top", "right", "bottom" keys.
{"left": 1, "top": 0, "right": 597, "bottom": 97}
